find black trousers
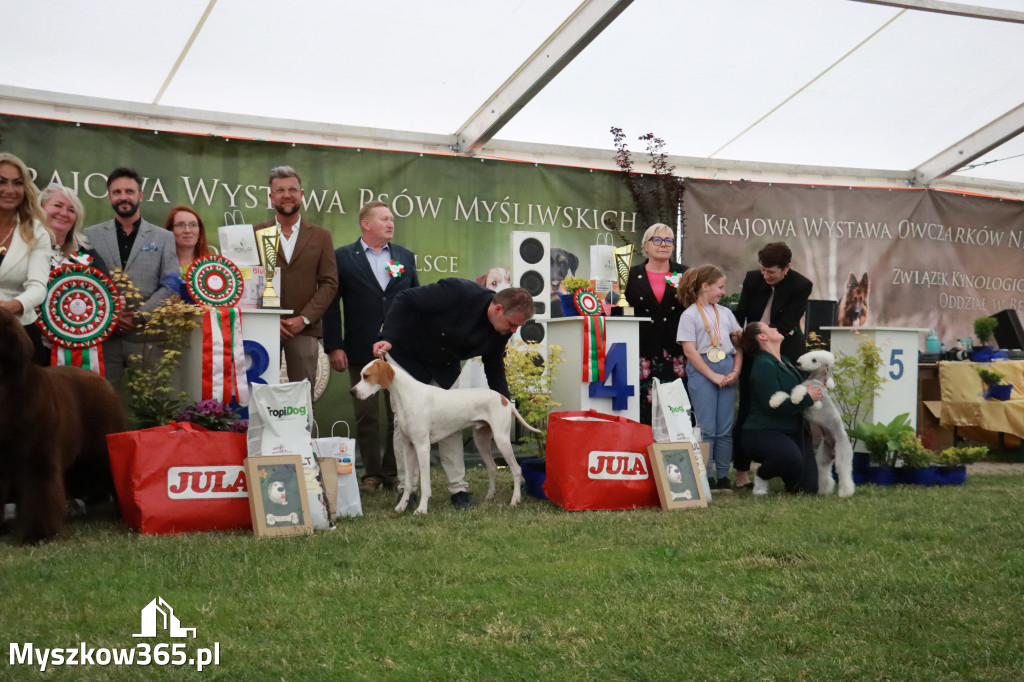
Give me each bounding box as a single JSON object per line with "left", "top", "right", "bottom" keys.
{"left": 741, "top": 427, "right": 818, "bottom": 494}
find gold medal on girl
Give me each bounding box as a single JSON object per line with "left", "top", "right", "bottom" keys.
{"left": 697, "top": 303, "right": 725, "bottom": 363}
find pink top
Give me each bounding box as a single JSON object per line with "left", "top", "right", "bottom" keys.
{"left": 647, "top": 266, "right": 668, "bottom": 302}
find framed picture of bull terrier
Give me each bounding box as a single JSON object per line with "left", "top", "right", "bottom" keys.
{"left": 648, "top": 443, "right": 709, "bottom": 510}
{"left": 244, "top": 456, "right": 313, "bottom": 538}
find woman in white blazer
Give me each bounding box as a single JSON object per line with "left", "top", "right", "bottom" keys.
{"left": 0, "top": 153, "right": 54, "bottom": 365}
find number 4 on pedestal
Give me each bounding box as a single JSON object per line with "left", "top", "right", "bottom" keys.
{"left": 589, "top": 342, "right": 635, "bottom": 411}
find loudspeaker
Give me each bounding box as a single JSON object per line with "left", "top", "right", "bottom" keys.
{"left": 992, "top": 308, "right": 1024, "bottom": 350}
{"left": 805, "top": 299, "right": 838, "bottom": 345}
{"left": 510, "top": 231, "right": 550, "bottom": 319}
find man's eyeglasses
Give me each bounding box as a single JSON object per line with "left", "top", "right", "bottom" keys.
{"left": 172, "top": 221, "right": 200, "bottom": 231}
{"left": 650, "top": 237, "right": 674, "bottom": 245}
{"left": 271, "top": 187, "right": 302, "bottom": 196}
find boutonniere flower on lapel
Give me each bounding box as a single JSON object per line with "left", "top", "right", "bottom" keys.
{"left": 386, "top": 260, "right": 405, "bottom": 278}
{"left": 665, "top": 272, "right": 682, "bottom": 288}
{"left": 70, "top": 251, "right": 94, "bottom": 266}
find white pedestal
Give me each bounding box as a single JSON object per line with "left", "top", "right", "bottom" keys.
{"left": 182, "top": 308, "right": 291, "bottom": 403}
{"left": 546, "top": 316, "right": 648, "bottom": 422}
{"left": 823, "top": 326, "right": 928, "bottom": 428}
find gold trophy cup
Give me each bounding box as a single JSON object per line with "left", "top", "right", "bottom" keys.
{"left": 255, "top": 225, "right": 282, "bottom": 308}
{"left": 612, "top": 244, "right": 634, "bottom": 316}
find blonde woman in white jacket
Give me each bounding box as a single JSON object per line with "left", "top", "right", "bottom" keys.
{"left": 0, "top": 152, "right": 54, "bottom": 365}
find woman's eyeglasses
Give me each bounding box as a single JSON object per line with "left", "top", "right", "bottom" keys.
{"left": 650, "top": 237, "right": 674, "bottom": 245}
{"left": 172, "top": 221, "right": 200, "bottom": 231}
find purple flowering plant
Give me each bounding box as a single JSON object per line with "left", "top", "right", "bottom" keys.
{"left": 176, "top": 399, "right": 247, "bottom": 432}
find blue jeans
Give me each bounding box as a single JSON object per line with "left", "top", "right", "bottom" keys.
{"left": 686, "top": 353, "right": 737, "bottom": 479}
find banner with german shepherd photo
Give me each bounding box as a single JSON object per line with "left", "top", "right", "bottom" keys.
{"left": 683, "top": 178, "right": 1024, "bottom": 349}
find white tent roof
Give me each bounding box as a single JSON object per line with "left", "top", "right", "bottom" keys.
{"left": 3, "top": 0, "right": 1024, "bottom": 193}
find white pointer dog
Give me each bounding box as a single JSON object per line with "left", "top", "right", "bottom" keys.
{"left": 768, "top": 350, "right": 855, "bottom": 497}
{"left": 351, "top": 354, "right": 541, "bottom": 514}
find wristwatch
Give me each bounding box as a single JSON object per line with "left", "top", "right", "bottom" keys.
{"left": 301, "top": 315, "right": 311, "bottom": 326}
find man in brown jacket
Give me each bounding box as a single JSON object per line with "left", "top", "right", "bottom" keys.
{"left": 254, "top": 166, "right": 338, "bottom": 388}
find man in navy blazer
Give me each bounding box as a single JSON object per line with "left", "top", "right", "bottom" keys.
{"left": 84, "top": 167, "right": 177, "bottom": 388}
{"left": 323, "top": 200, "right": 419, "bottom": 492}
{"left": 372, "top": 279, "right": 535, "bottom": 508}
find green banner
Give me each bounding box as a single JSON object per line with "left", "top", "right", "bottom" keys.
{"left": 1, "top": 113, "right": 645, "bottom": 433}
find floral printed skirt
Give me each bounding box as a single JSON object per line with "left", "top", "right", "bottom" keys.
{"left": 639, "top": 349, "right": 687, "bottom": 426}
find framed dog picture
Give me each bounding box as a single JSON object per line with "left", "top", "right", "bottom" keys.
{"left": 648, "top": 443, "right": 709, "bottom": 510}
{"left": 244, "top": 456, "right": 313, "bottom": 538}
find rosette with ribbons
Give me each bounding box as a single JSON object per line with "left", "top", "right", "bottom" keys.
{"left": 36, "top": 263, "right": 121, "bottom": 375}
{"left": 185, "top": 254, "right": 244, "bottom": 308}
{"left": 185, "top": 255, "right": 249, "bottom": 406}
{"left": 574, "top": 288, "right": 606, "bottom": 382}
{"left": 201, "top": 306, "right": 249, "bottom": 407}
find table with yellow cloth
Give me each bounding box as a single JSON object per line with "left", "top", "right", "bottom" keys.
{"left": 939, "top": 360, "right": 1024, "bottom": 439}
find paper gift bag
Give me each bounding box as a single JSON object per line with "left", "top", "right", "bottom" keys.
{"left": 543, "top": 410, "right": 657, "bottom": 511}
{"left": 652, "top": 377, "right": 694, "bottom": 443}
{"left": 218, "top": 212, "right": 279, "bottom": 308}
{"left": 590, "top": 233, "right": 617, "bottom": 282}
{"left": 106, "top": 421, "right": 251, "bottom": 534}
{"left": 311, "top": 421, "right": 362, "bottom": 518}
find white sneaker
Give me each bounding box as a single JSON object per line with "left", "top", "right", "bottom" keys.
{"left": 752, "top": 475, "right": 770, "bottom": 496}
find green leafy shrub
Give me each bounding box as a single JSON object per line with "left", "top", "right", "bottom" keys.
{"left": 934, "top": 445, "right": 989, "bottom": 466}
{"left": 976, "top": 366, "right": 1005, "bottom": 387}
{"left": 974, "top": 316, "right": 998, "bottom": 345}
{"left": 504, "top": 342, "right": 565, "bottom": 455}
{"left": 111, "top": 269, "right": 203, "bottom": 428}
{"left": 847, "top": 413, "right": 914, "bottom": 467}
{"left": 832, "top": 336, "right": 887, "bottom": 433}
{"left": 895, "top": 431, "right": 933, "bottom": 469}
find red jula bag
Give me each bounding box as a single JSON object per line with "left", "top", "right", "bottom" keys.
{"left": 107, "top": 421, "right": 251, "bottom": 534}
{"left": 543, "top": 410, "right": 657, "bottom": 511}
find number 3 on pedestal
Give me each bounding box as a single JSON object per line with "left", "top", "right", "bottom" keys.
{"left": 589, "top": 342, "right": 635, "bottom": 411}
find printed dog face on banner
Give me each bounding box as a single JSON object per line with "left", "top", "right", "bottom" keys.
{"left": 839, "top": 273, "right": 869, "bottom": 327}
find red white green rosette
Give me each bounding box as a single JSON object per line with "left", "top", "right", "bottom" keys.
{"left": 573, "top": 288, "right": 602, "bottom": 316}
{"left": 37, "top": 264, "right": 121, "bottom": 349}
{"left": 573, "top": 288, "right": 607, "bottom": 382}
{"left": 186, "top": 255, "right": 244, "bottom": 307}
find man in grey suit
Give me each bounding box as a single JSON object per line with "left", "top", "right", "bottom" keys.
{"left": 323, "top": 200, "right": 419, "bottom": 492}
{"left": 84, "top": 167, "right": 177, "bottom": 388}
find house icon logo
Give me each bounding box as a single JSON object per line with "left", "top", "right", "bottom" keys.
{"left": 133, "top": 597, "right": 197, "bottom": 638}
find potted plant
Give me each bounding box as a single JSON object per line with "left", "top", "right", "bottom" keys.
{"left": 110, "top": 269, "right": 203, "bottom": 428}
{"left": 847, "top": 413, "right": 915, "bottom": 485}
{"left": 976, "top": 366, "right": 1012, "bottom": 401}
{"left": 933, "top": 444, "right": 988, "bottom": 485}
{"left": 503, "top": 341, "right": 565, "bottom": 499}
{"left": 892, "top": 431, "right": 937, "bottom": 486}
{"left": 558, "top": 276, "right": 594, "bottom": 316}
{"left": 974, "top": 315, "right": 998, "bottom": 348}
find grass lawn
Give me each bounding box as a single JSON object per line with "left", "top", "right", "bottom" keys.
{"left": 2, "top": 468, "right": 1022, "bottom": 681}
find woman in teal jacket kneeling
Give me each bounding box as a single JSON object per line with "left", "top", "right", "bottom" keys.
{"left": 737, "top": 322, "right": 821, "bottom": 494}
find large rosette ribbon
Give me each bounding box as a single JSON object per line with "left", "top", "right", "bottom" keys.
{"left": 36, "top": 264, "right": 121, "bottom": 375}
{"left": 186, "top": 255, "right": 249, "bottom": 406}
{"left": 574, "top": 288, "right": 606, "bottom": 382}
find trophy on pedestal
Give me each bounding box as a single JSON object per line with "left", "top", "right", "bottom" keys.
{"left": 254, "top": 225, "right": 282, "bottom": 308}
{"left": 612, "top": 243, "right": 634, "bottom": 316}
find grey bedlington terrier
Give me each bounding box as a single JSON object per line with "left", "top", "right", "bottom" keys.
{"left": 769, "top": 350, "right": 856, "bottom": 497}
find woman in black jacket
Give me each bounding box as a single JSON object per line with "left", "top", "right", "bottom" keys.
{"left": 624, "top": 223, "right": 687, "bottom": 425}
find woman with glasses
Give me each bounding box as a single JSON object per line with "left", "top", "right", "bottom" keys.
{"left": 624, "top": 223, "right": 688, "bottom": 425}
{"left": 163, "top": 206, "right": 210, "bottom": 273}
{"left": 41, "top": 184, "right": 107, "bottom": 274}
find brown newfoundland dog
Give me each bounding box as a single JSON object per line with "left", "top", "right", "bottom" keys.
{"left": 0, "top": 308, "right": 126, "bottom": 544}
